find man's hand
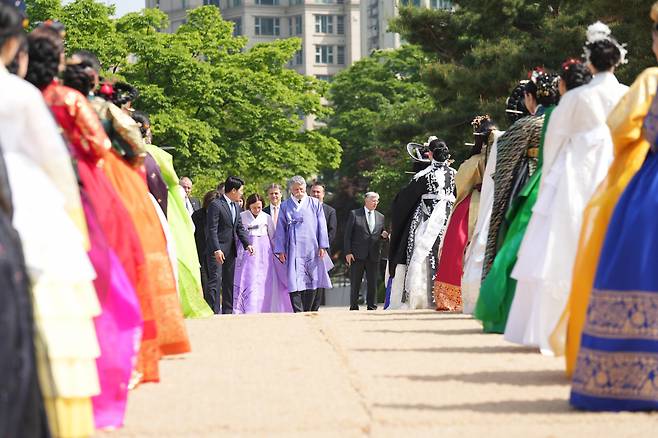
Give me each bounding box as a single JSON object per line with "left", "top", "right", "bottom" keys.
{"left": 276, "top": 253, "right": 286, "bottom": 263}
{"left": 381, "top": 230, "right": 390, "bottom": 240}
{"left": 318, "top": 248, "right": 326, "bottom": 258}
{"left": 345, "top": 253, "right": 355, "bottom": 265}
{"left": 214, "top": 250, "right": 225, "bottom": 264}
{"left": 246, "top": 245, "right": 255, "bottom": 256}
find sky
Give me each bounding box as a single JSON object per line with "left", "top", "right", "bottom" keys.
{"left": 63, "top": 0, "right": 144, "bottom": 17}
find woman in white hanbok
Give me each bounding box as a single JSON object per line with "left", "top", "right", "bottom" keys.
{"left": 460, "top": 131, "right": 502, "bottom": 313}
{"left": 507, "top": 23, "right": 629, "bottom": 353}
{"left": 0, "top": 39, "right": 100, "bottom": 438}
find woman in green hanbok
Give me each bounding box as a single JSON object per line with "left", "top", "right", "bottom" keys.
{"left": 133, "top": 112, "right": 213, "bottom": 318}
{"left": 475, "top": 61, "right": 592, "bottom": 333}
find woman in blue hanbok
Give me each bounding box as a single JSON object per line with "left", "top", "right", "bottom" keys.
{"left": 570, "top": 30, "right": 658, "bottom": 409}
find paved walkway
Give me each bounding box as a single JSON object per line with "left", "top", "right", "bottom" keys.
{"left": 111, "top": 309, "right": 657, "bottom": 437}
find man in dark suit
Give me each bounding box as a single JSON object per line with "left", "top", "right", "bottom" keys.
{"left": 310, "top": 182, "right": 337, "bottom": 311}
{"left": 344, "top": 192, "right": 388, "bottom": 310}
{"left": 205, "top": 176, "right": 253, "bottom": 314}
{"left": 263, "top": 183, "right": 283, "bottom": 229}
{"left": 180, "top": 176, "right": 201, "bottom": 214}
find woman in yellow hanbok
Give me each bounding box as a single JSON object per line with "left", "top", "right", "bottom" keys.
{"left": 561, "top": 4, "right": 658, "bottom": 376}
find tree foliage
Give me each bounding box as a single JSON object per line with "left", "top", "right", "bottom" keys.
{"left": 324, "top": 45, "right": 433, "bottom": 214}
{"left": 26, "top": 1, "right": 341, "bottom": 196}
{"left": 389, "top": 0, "right": 657, "bottom": 153}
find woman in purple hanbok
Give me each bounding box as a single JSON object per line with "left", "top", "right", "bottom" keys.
{"left": 233, "top": 194, "right": 292, "bottom": 314}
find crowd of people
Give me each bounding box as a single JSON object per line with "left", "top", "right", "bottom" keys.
{"left": 386, "top": 4, "right": 658, "bottom": 412}
{"left": 3, "top": 1, "right": 658, "bottom": 436}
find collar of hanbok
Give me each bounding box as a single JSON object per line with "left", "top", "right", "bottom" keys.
{"left": 590, "top": 71, "right": 619, "bottom": 87}
{"left": 413, "top": 159, "right": 450, "bottom": 181}
{"left": 242, "top": 210, "right": 270, "bottom": 236}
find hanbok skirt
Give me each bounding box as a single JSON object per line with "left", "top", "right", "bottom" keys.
{"left": 510, "top": 128, "right": 613, "bottom": 352}
{"left": 433, "top": 194, "right": 472, "bottom": 311}
{"left": 5, "top": 152, "right": 101, "bottom": 437}
{"left": 81, "top": 194, "right": 142, "bottom": 430}
{"left": 474, "top": 167, "right": 541, "bottom": 334}
{"left": 103, "top": 153, "right": 190, "bottom": 382}
{"left": 570, "top": 150, "right": 658, "bottom": 411}
{"left": 233, "top": 234, "right": 292, "bottom": 313}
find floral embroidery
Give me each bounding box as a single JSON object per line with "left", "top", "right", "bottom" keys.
{"left": 583, "top": 289, "right": 658, "bottom": 340}
{"left": 572, "top": 348, "right": 658, "bottom": 401}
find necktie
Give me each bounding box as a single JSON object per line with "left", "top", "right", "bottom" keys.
{"left": 230, "top": 202, "right": 236, "bottom": 223}
{"left": 368, "top": 210, "right": 375, "bottom": 233}
{"left": 272, "top": 205, "right": 279, "bottom": 227}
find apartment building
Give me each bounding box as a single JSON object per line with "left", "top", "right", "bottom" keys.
{"left": 146, "top": 0, "right": 362, "bottom": 82}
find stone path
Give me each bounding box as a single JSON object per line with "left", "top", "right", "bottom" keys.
{"left": 110, "top": 309, "right": 658, "bottom": 437}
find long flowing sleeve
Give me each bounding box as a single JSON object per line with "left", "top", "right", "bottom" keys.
{"left": 317, "top": 202, "right": 330, "bottom": 250}
{"left": 643, "top": 86, "right": 658, "bottom": 150}
{"left": 69, "top": 91, "right": 113, "bottom": 163}
{"left": 608, "top": 67, "right": 658, "bottom": 157}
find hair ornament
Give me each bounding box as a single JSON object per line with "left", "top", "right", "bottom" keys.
{"left": 561, "top": 58, "right": 582, "bottom": 71}
{"left": 583, "top": 21, "right": 628, "bottom": 66}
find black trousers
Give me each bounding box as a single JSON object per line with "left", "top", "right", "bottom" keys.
{"left": 205, "top": 251, "right": 237, "bottom": 314}
{"left": 290, "top": 290, "right": 317, "bottom": 313}
{"left": 350, "top": 259, "right": 379, "bottom": 310}
{"left": 311, "top": 288, "right": 324, "bottom": 311}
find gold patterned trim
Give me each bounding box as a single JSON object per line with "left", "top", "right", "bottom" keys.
{"left": 572, "top": 348, "right": 658, "bottom": 401}
{"left": 433, "top": 281, "right": 462, "bottom": 312}
{"left": 526, "top": 147, "right": 539, "bottom": 158}
{"left": 583, "top": 289, "right": 658, "bottom": 340}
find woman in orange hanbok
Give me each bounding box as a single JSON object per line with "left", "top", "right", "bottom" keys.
{"left": 560, "top": 6, "right": 658, "bottom": 376}
{"left": 90, "top": 81, "right": 191, "bottom": 364}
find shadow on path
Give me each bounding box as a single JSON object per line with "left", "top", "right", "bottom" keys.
{"left": 354, "top": 345, "right": 538, "bottom": 354}
{"left": 364, "top": 328, "right": 483, "bottom": 335}
{"left": 383, "top": 369, "right": 567, "bottom": 387}
{"left": 374, "top": 398, "right": 573, "bottom": 415}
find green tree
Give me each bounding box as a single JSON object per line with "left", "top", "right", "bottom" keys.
{"left": 389, "top": 1, "right": 656, "bottom": 151}
{"left": 324, "top": 45, "right": 434, "bottom": 215}
{"left": 26, "top": 1, "right": 341, "bottom": 196}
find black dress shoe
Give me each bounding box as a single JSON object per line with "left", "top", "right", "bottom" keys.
{"left": 367, "top": 306, "right": 378, "bottom": 311}
{"left": 349, "top": 306, "right": 359, "bottom": 311}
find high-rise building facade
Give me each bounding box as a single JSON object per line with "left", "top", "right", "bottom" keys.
{"left": 361, "top": 0, "right": 453, "bottom": 55}
{"left": 146, "top": 0, "right": 363, "bottom": 83}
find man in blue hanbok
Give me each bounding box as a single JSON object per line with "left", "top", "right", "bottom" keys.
{"left": 274, "top": 176, "right": 333, "bottom": 312}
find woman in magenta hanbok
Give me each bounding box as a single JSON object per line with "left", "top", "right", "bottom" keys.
{"left": 234, "top": 194, "right": 292, "bottom": 314}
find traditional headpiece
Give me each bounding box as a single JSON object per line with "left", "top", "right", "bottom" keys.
{"left": 535, "top": 72, "right": 560, "bottom": 98}
{"left": 471, "top": 115, "right": 492, "bottom": 135}
{"left": 583, "top": 21, "right": 628, "bottom": 66}
{"left": 561, "top": 58, "right": 582, "bottom": 71}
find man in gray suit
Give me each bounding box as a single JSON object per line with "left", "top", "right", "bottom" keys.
{"left": 344, "top": 192, "right": 388, "bottom": 310}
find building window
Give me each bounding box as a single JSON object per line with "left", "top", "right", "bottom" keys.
{"left": 315, "top": 75, "right": 334, "bottom": 82}
{"left": 315, "top": 45, "right": 334, "bottom": 64}
{"left": 181, "top": 0, "right": 187, "bottom": 8}
{"left": 430, "top": 0, "right": 452, "bottom": 8}
{"left": 232, "top": 18, "right": 242, "bottom": 35}
{"left": 203, "top": 0, "right": 220, "bottom": 6}
{"left": 233, "top": 0, "right": 241, "bottom": 6}
{"left": 288, "top": 15, "right": 302, "bottom": 35}
{"left": 295, "top": 49, "right": 303, "bottom": 65}
{"left": 314, "top": 15, "right": 333, "bottom": 33}
{"left": 255, "top": 17, "right": 280, "bottom": 36}
{"left": 315, "top": 0, "right": 333, "bottom": 4}
{"left": 336, "top": 45, "right": 345, "bottom": 64}
{"left": 256, "top": 0, "right": 279, "bottom": 4}
{"left": 401, "top": 0, "right": 421, "bottom": 5}
{"left": 336, "top": 15, "right": 345, "bottom": 34}
{"left": 290, "top": 0, "right": 303, "bottom": 4}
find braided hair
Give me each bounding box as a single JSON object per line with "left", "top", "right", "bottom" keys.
{"left": 25, "top": 28, "right": 63, "bottom": 89}
{"left": 505, "top": 81, "right": 530, "bottom": 124}
{"left": 560, "top": 59, "right": 593, "bottom": 91}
